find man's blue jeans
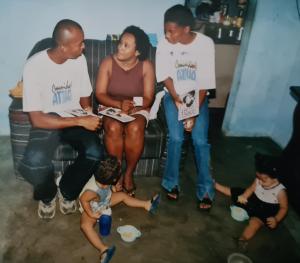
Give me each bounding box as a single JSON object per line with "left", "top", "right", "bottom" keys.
{"left": 18, "top": 126, "right": 103, "bottom": 203}
{"left": 162, "top": 92, "right": 215, "bottom": 200}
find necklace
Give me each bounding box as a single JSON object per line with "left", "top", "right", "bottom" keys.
{"left": 114, "top": 55, "right": 138, "bottom": 69}
{"left": 121, "top": 59, "right": 138, "bottom": 68}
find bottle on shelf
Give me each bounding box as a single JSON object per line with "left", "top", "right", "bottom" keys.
{"left": 236, "top": 4, "right": 246, "bottom": 28}
{"left": 237, "top": 27, "right": 244, "bottom": 41}
{"left": 217, "top": 27, "right": 222, "bottom": 39}
{"left": 223, "top": 15, "right": 231, "bottom": 26}
{"left": 219, "top": 3, "right": 228, "bottom": 24}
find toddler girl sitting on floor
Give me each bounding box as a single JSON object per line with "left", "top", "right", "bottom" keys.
{"left": 215, "top": 153, "right": 288, "bottom": 248}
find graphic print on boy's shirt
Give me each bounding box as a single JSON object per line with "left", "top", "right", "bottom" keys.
{"left": 175, "top": 59, "right": 197, "bottom": 82}
{"left": 173, "top": 49, "right": 199, "bottom": 93}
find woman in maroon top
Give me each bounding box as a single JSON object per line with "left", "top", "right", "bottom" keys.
{"left": 95, "top": 26, "right": 155, "bottom": 196}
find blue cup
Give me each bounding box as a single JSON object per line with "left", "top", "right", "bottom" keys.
{"left": 99, "top": 214, "right": 112, "bottom": 236}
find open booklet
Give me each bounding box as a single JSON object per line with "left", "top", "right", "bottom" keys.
{"left": 178, "top": 90, "right": 199, "bottom": 121}
{"left": 98, "top": 107, "right": 149, "bottom": 123}
{"left": 56, "top": 109, "right": 97, "bottom": 118}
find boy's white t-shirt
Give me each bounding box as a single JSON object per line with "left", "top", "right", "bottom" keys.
{"left": 22, "top": 50, "right": 92, "bottom": 113}
{"left": 155, "top": 32, "right": 216, "bottom": 95}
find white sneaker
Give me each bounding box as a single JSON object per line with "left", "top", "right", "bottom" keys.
{"left": 57, "top": 188, "right": 77, "bottom": 215}
{"left": 55, "top": 172, "right": 62, "bottom": 186}
{"left": 38, "top": 198, "right": 56, "bottom": 219}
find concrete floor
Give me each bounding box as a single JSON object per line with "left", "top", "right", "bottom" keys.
{"left": 1, "top": 115, "right": 300, "bottom": 263}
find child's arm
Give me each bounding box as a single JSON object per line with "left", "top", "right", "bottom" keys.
{"left": 266, "top": 189, "right": 288, "bottom": 229}
{"left": 238, "top": 179, "right": 257, "bottom": 204}
{"left": 79, "top": 190, "right": 102, "bottom": 219}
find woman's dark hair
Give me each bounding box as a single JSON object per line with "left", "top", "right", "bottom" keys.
{"left": 164, "top": 4, "right": 195, "bottom": 28}
{"left": 94, "top": 155, "right": 121, "bottom": 185}
{"left": 120, "top": 25, "right": 150, "bottom": 61}
{"left": 52, "top": 19, "right": 83, "bottom": 48}
{"left": 255, "top": 152, "right": 279, "bottom": 179}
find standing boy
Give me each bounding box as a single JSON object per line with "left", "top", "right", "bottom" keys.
{"left": 156, "top": 5, "right": 216, "bottom": 210}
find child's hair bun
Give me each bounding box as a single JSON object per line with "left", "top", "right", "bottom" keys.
{"left": 255, "top": 152, "right": 279, "bottom": 178}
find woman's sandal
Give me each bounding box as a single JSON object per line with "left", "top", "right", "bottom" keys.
{"left": 166, "top": 186, "right": 179, "bottom": 201}
{"left": 198, "top": 197, "right": 213, "bottom": 212}
{"left": 123, "top": 186, "right": 136, "bottom": 197}
{"left": 149, "top": 193, "right": 161, "bottom": 214}
{"left": 113, "top": 176, "right": 124, "bottom": 192}
{"left": 100, "top": 245, "right": 116, "bottom": 263}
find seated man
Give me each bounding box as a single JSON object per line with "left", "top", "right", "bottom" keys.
{"left": 19, "top": 19, "right": 103, "bottom": 219}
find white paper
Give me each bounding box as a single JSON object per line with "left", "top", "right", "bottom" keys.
{"left": 99, "top": 107, "right": 136, "bottom": 123}
{"left": 56, "top": 108, "right": 96, "bottom": 117}
{"left": 149, "top": 90, "right": 166, "bottom": 120}
{"left": 133, "top": 96, "right": 143, "bottom": 106}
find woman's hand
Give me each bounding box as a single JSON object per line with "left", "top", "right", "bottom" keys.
{"left": 266, "top": 217, "right": 278, "bottom": 229}
{"left": 237, "top": 195, "right": 248, "bottom": 204}
{"left": 129, "top": 106, "right": 144, "bottom": 114}
{"left": 121, "top": 100, "right": 134, "bottom": 113}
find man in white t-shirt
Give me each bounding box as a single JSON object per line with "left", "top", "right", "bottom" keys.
{"left": 155, "top": 5, "right": 215, "bottom": 211}
{"left": 19, "top": 19, "right": 103, "bottom": 219}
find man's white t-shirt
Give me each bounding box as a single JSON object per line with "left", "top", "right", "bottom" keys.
{"left": 22, "top": 50, "right": 92, "bottom": 113}
{"left": 155, "top": 32, "right": 216, "bottom": 95}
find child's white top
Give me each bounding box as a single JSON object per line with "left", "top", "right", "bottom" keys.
{"left": 79, "top": 176, "right": 112, "bottom": 213}
{"left": 255, "top": 179, "right": 286, "bottom": 204}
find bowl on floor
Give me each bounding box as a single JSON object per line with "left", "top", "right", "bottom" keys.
{"left": 117, "top": 225, "right": 141, "bottom": 242}
{"left": 227, "top": 252, "right": 253, "bottom": 263}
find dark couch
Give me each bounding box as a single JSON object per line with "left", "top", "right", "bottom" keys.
{"left": 9, "top": 38, "right": 166, "bottom": 179}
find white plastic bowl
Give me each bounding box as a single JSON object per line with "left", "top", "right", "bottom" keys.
{"left": 117, "top": 225, "right": 141, "bottom": 242}
{"left": 230, "top": 205, "right": 249, "bottom": 222}
{"left": 227, "top": 253, "right": 253, "bottom": 263}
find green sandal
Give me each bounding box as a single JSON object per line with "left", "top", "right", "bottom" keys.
{"left": 100, "top": 246, "right": 116, "bottom": 263}
{"left": 149, "top": 193, "right": 161, "bottom": 214}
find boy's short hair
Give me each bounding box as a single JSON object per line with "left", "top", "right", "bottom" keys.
{"left": 255, "top": 152, "right": 279, "bottom": 178}
{"left": 94, "top": 155, "right": 121, "bottom": 185}
{"left": 164, "top": 4, "right": 195, "bottom": 28}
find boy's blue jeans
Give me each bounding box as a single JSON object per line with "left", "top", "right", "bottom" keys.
{"left": 162, "top": 92, "right": 215, "bottom": 200}
{"left": 18, "top": 126, "right": 104, "bottom": 203}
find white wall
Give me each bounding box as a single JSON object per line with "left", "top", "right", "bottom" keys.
{"left": 223, "top": 0, "right": 300, "bottom": 148}
{"left": 0, "top": 0, "right": 182, "bottom": 135}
